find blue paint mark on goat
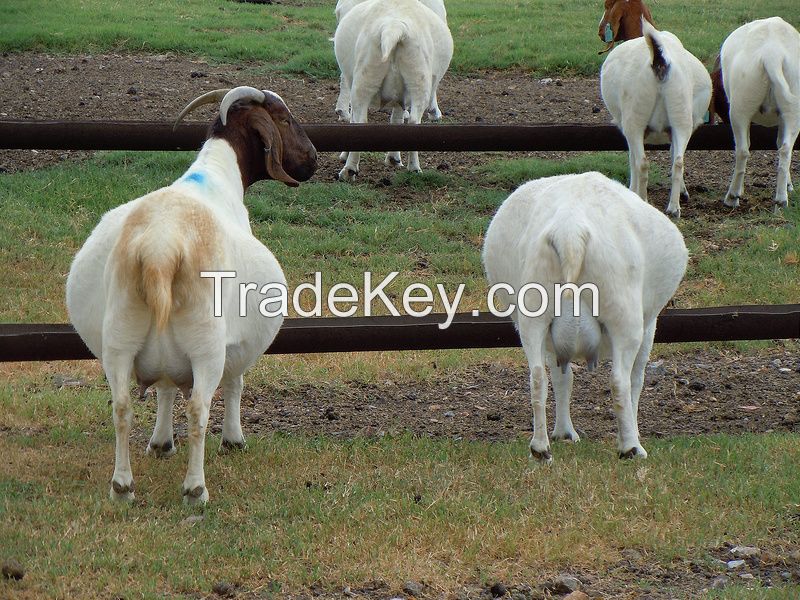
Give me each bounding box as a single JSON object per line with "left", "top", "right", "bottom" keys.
{"left": 184, "top": 172, "right": 206, "bottom": 185}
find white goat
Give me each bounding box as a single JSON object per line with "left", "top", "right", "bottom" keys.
{"left": 333, "top": 0, "right": 448, "bottom": 123}
{"left": 334, "top": 0, "right": 453, "bottom": 180}
{"left": 66, "top": 86, "right": 317, "bottom": 504}
{"left": 601, "top": 20, "right": 711, "bottom": 218}
{"left": 482, "top": 172, "right": 687, "bottom": 462}
{"left": 717, "top": 17, "right": 800, "bottom": 211}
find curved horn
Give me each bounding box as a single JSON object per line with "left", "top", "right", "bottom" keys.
{"left": 219, "top": 86, "right": 267, "bottom": 126}
{"left": 173, "top": 89, "right": 230, "bottom": 130}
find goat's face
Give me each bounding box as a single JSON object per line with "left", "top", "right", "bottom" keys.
{"left": 598, "top": 0, "right": 651, "bottom": 45}
{"left": 213, "top": 92, "right": 318, "bottom": 189}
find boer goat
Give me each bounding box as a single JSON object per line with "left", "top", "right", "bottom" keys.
{"left": 598, "top": 0, "right": 655, "bottom": 54}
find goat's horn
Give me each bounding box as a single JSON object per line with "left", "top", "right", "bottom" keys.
{"left": 219, "top": 86, "right": 267, "bottom": 126}
{"left": 173, "top": 89, "right": 231, "bottom": 130}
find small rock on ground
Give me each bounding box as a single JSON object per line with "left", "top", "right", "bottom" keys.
{"left": 1, "top": 559, "right": 25, "bottom": 580}
{"left": 212, "top": 581, "right": 235, "bottom": 597}
{"left": 489, "top": 582, "right": 507, "bottom": 597}
{"left": 563, "top": 592, "right": 591, "bottom": 600}
{"left": 549, "top": 574, "right": 581, "bottom": 593}
{"left": 403, "top": 580, "right": 424, "bottom": 596}
{"left": 710, "top": 575, "right": 731, "bottom": 589}
{"left": 730, "top": 545, "right": 760, "bottom": 558}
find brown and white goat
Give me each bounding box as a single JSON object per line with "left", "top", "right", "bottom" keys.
{"left": 598, "top": 0, "right": 656, "bottom": 54}
{"left": 66, "top": 86, "right": 317, "bottom": 504}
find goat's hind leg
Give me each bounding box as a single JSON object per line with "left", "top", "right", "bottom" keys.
{"left": 775, "top": 116, "right": 800, "bottom": 210}
{"left": 147, "top": 382, "right": 177, "bottom": 458}
{"left": 219, "top": 373, "right": 246, "bottom": 452}
{"left": 384, "top": 106, "right": 405, "bottom": 167}
{"left": 519, "top": 319, "right": 552, "bottom": 463}
{"left": 724, "top": 116, "right": 751, "bottom": 208}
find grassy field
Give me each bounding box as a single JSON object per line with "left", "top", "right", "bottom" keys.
{"left": 0, "top": 0, "right": 798, "bottom": 76}
{"left": 2, "top": 0, "right": 800, "bottom": 598}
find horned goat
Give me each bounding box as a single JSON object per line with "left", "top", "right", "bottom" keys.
{"left": 334, "top": 0, "right": 453, "bottom": 180}
{"left": 66, "top": 86, "right": 317, "bottom": 505}
{"left": 712, "top": 17, "right": 800, "bottom": 211}
{"left": 601, "top": 20, "right": 711, "bottom": 218}
{"left": 482, "top": 172, "right": 687, "bottom": 462}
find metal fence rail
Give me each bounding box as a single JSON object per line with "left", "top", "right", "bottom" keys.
{"left": 2, "top": 305, "right": 798, "bottom": 362}
{"left": 0, "top": 120, "right": 792, "bottom": 152}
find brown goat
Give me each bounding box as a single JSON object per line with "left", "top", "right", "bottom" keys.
{"left": 598, "top": 0, "right": 656, "bottom": 54}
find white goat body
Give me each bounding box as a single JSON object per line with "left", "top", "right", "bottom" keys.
{"left": 601, "top": 20, "right": 711, "bottom": 218}
{"left": 719, "top": 17, "right": 800, "bottom": 210}
{"left": 333, "top": 0, "right": 447, "bottom": 123}
{"left": 67, "top": 87, "right": 317, "bottom": 505}
{"left": 482, "top": 172, "right": 687, "bottom": 461}
{"left": 334, "top": 0, "right": 453, "bottom": 180}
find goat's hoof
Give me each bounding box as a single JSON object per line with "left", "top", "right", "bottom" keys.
{"left": 680, "top": 190, "right": 690, "bottom": 203}
{"left": 723, "top": 195, "right": 740, "bottom": 209}
{"left": 664, "top": 206, "right": 681, "bottom": 219}
{"left": 219, "top": 438, "right": 247, "bottom": 453}
{"left": 110, "top": 479, "right": 135, "bottom": 502}
{"left": 335, "top": 109, "right": 350, "bottom": 122}
{"left": 338, "top": 151, "right": 348, "bottom": 163}
{"left": 407, "top": 166, "right": 422, "bottom": 174}
{"left": 146, "top": 439, "right": 176, "bottom": 458}
{"left": 427, "top": 109, "right": 442, "bottom": 121}
{"left": 338, "top": 167, "right": 358, "bottom": 182}
{"left": 551, "top": 430, "right": 580, "bottom": 443}
{"left": 773, "top": 200, "right": 788, "bottom": 214}
{"left": 618, "top": 445, "right": 648, "bottom": 460}
{"left": 182, "top": 485, "right": 209, "bottom": 505}
{"left": 529, "top": 446, "right": 553, "bottom": 464}
{"left": 384, "top": 155, "right": 403, "bottom": 167}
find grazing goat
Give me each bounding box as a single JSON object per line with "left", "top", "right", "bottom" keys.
{"left": 482, "top": 172, "right": 687, "bottom": 462}
{"left": 334, "top": 0, "right": 453, "bottom": 181}
{"left": 333, "top": 0, "right": 448, "bottom": 124}
{"left": 601, "top": 20, "right": 711, "bottom": 218}
{"left": 598, "top": 0, "right": 655, "bottom": 54}
{"left": 66, "top": 86, "right": 317, "bottom": 504}
{"left": 712, "top": 17, "right": 800, "bottom": 211}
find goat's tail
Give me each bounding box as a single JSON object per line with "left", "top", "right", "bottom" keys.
{"left": 547, "top": 222, "right": 595, "bottom": 372}
{"left": 380, "top": 20, "right": 407, "bottom": 62}
{"left": 642, "top": 19, "right": 670, "bottom": 82}
{"left": 762, "top": 50, "right": 799, "bottom": 110}
{"left": 112, "top": 196, "right": 219, "bottom": 332}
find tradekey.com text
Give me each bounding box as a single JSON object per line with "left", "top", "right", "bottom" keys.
{"left": 200, "top": 271, "right": 600, "bottom": 330}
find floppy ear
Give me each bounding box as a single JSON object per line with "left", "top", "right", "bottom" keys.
{"left": 251, "top": 112, "right": 300, "bottom": 187}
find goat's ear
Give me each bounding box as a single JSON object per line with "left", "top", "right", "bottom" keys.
{"left": 251, "top": 112, "right": 300, "bottom": 187}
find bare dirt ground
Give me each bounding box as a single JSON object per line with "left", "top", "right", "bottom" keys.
{"left": 2, "top": 52, "right": 800, "bottom": 598}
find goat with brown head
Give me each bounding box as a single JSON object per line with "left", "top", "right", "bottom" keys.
{"left": 175, "top": 86, "right": 317, "bottom": 188}
{"left": 598, "top": 0, "right": 656, "bottom": 54}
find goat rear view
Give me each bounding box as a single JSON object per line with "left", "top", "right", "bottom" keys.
{"left": 334, "top": 0, "right": 453, "bottom": 181}
{"left": 67, "top": 86, "right": 317, "bottom": 505}
{"left": 715, "top": 17, "right": 800, "bottom": 211}
{"left": 482, "top": 172, "right": 687, "bottom": 463}
{"left": 601, "top": 20, "right": 711, "bottom": 218}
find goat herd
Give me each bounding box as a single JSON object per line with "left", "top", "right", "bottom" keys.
{"left": 62, "top": 0, "right": 798, "bottom": 504}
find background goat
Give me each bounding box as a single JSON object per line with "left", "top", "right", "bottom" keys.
{"left": 334, "top": 0, "right": 453, "bottom": 180}
{"left": 598, "top": 0, "right": 655, "bottom": 54}
{"left": 601, "top": 20, "right": 711, "bottom": 218}
{"left": 483, "top": 172, "right": 687, "bottom": 462}
{"left": 712, "top": 17, "right": 800, "bottom": 211}
{"left": 66, "top": 86, "right": 317, "bottom": 504}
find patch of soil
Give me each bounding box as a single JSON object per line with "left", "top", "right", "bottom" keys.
{"left": 0, "top": 52, "right": 786, "bottom": 214}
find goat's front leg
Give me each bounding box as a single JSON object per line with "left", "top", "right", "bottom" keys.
{"left": 220, "top": 374, "right": 246, "bottom": 452}
{"left": 724, "top": 116, "right": 751, "bottom": 208}
{"left": 548, "top": 354, "right": 579, "bottom": 443}
{"left": 104, "top": 351, "right": 136, "bottom": 502}
{"left": 335, "top": 72, "right": 352, "bottom": 122}
{"left": 384, "top": 106, "right": 405, "bottom": 167}
{"left": 147, "top": 383, "right": 177, "bottom": 458}
{"left": 182, "top": 360, "right": 224, "bottom": 505}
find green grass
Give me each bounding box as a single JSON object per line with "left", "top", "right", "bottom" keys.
{"left": 1, "top": 0, "right": 798, "bottom": 76}
{"left": 1, "top": 377, "right": 799, "bottom": 598}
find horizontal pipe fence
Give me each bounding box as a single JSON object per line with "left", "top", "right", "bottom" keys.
{"left": 2, "top": 305, "right": 799, "bottom": 362}
{"left": 1, "top": 120, "right": 797, "bottom": 362}
{"left": 0, "top": 120, "right": 794, "bottom": 152}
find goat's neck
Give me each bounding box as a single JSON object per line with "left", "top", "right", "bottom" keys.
{"left": 176, "top": 139, "right": 250, "bottom": 228}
